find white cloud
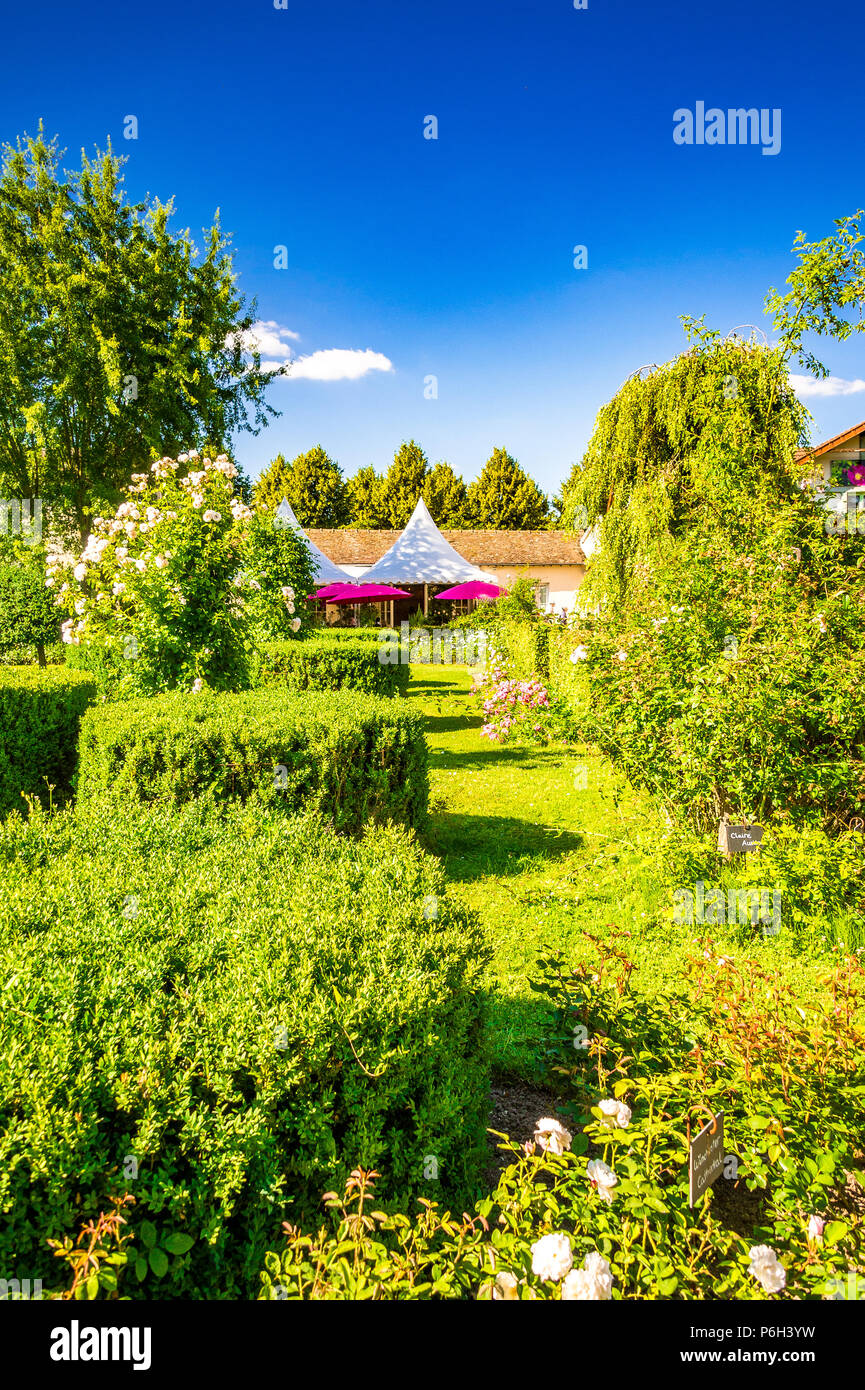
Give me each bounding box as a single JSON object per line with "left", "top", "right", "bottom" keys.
{"left": 226, "top": 319, "right": 300, "bottom": 363}
{"left": 285, "top": 348, "right": 394, "bottom": 382}
{"left": 790, "top": 374, "right": 865, "bottom": 398}
{"left": 229, "top": 321, "right": 393, "bottom": 382}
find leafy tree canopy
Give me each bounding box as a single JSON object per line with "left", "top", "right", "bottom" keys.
{"left": 254, "top": 446, "right": 350, "bottom": 527}
{"left": 383, "top": 440, "right": 429, "bottom": 528}
{"left": 0, "top": 128, "right": 280, "bottom": 542}
{"left": 347, "top": 465, "right": 388, "bottom": 528}
{"left": 466, "top": 447, "right": 550, "bottom": 529}
{"left": 426, "top": 461, "right": 469, "bottom": 528}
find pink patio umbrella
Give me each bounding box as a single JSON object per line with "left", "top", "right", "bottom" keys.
{"left": 328, "top": 583, "right": 411, "bottom": 627}
{"left": 311, "top": 582, "right": 357, "bottom": 600}
{"left": 328, "top": 584, "right": 411, "bottom": 603}
{"left": 434, "top": 581, "right": 501, "bottom": 600}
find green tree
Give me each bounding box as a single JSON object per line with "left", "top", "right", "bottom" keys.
{"left": 242, "top": 510, "right": 317, "bottom": 641}
{"left": 426, "top": 462, "right": 468, "bottom": 527}
{"left": 347, "top": 465, "right": 387, "bottom": 527}
{"left": 382, "top": 440, "right": 429, "bottom": 528}
{"left": 0, "top": 537, "right": 58, "bottom": 665}
{"left": 261, "top": 445, "right": 349, "bottom": 527}
{"left": 0, "top": 129, "right": 280, "bottom": 543}
{"left": 253, "top": 453, "right": 293, "bottom": 514}
{"left": 466, "top": 448, "right": 550, "bottom": 529}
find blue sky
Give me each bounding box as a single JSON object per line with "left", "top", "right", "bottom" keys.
{"left": 3, "top": 0, "right": 865, "bottom": 497}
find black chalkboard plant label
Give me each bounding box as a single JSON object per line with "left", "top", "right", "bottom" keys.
{"left": 689, "top": 1112, "right": 725, "bottom": 1206}
{"left": 717, "top": 822, "right": 764, "bottom": 854}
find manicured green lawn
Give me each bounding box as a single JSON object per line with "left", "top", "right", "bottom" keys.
{"left": 409, "top": 664, "right": 857, "bottom": 1081}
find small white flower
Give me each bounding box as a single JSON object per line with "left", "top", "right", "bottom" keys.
{"left": 44, "top": 575, "right": 55, "bottom": 587}
{"left": 112, "top": 582, "right": 125, "bottom": 596}
{"left": 191, "top": 677, "right": 203, "bottom": 693}
{"left": 533, "top": 1118, "right": 573, "bottom": 1156}
{"left": 492, "top": 1271, "right": 519, "bottom": 1300}
{"left": 192, "top": 493, "right": 204, "bottom": 509}
{"left": 135, "top": 558, "right": 146, "bottom": 572}
{"left": 586, "top": 1158, "right": 618, "bottom": 1203}
{"left": 570, "top": 644, "right": 588, "bottom": 663}
{"left": 530, "top": 1233, "right": 573, "bottom": 1283}
{"left": 616, "top": 649, "right": 627, "bottom": 662}
{"left": 291, "top": 617, "right": 301, "bottom": 632}
{"left": 597, "top": 1098, "right": 631, "bottom": 1129}
{"left": 202, "top": 509, "right": 222, "bottom": 522}
{"left": 154, "top": 555, "right": 167, "bottom": 569}
{"left": 73, "top": 563, "right": 87, "bottom": 581}
{"left": 748, "top": 1245, "right": 786, "bottom": 1294}
{"left": 74, "top": 599, "right": 86, "bottom": 616}
{"left": 562, "top": 1252, "right": 613, "bottom": 1301}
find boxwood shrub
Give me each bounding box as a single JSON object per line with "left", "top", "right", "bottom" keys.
{"left": 257, "top": 636, "right": 408, "bottom": 697}
{"left": 0, "top": 800, "right": 490, "bottom": 1298}
{"left": 77, "top": 686, "right": 427, "bottom": 831}
{"left": 0, "top": 665, "right": 97, "bottom": 818}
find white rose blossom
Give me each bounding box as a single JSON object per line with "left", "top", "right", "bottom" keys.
{"left": 562, "top": 1252, "right": 613, "bottom": 1301}
{"left": 530, "top": 1233, "right": 573, "bottom": 1283}
{"left": 291, "top": 617, "right": 301, "bottom": 632}
{"left": 533, "top": 1118, "right": 573, "bottom": 1156}
{"left": 586, "top": 1158, "right": 618, "bottom": 1203}
{"left": 570, "top": 644, "right": 588, "bottom": 662}
{"left": 597, "top": 1098, "right": 631, "bottom": 1129}
{"left": 492, "top": 1271, "right": 519, "bottom": 1300}
{"left": 748, "top": 1245, "right": 786, "bottom": 1294}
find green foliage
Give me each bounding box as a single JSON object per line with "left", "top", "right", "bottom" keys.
{"left": 0, "top": 129, "right": 279, "bottom": 540}
{"left": 260, "top": 935, "right": 863, "bottom": 1301}
{"left": 0, "top": 537, "right": 59, "bottom": 661}
{"left": 552, "top": 326, "right": 865, "bottom": 835}
{"left": 426, "top": 462, "right": 469, "bottom": 527}
{"left": 251, "top": 453, "right": 292, "bottom": 514}
{"left": 254, "top": 447, "right": 350, "bottom": 526}
{"left": 257, "top": 636, "right": 409, "bottom": 698}
{"left": 347, "top": 465, "right": 388, "bottom": 528}
{"left": 56, "top": 453, "right": 255, "bottom": 697}
{"left": 559, "top": 329, "right": 810, "bottom": 610}
{"left": 765, "top": 209, "right": 865, "bottom": 380}
{"left": 77, "top": 686, "right": 428, "bottom": 832}
{"left": 0, "top": 799, "right": 489, "bottom": 1297}
{"left": 241, "top": 511, "right": 316, "bottom": 641}
{"left": 466, "top": 448, "right": 550, "bottom": 529}
{"left": 383, "top": 441, "right": 429, "bottom": 528}
{"left": 0, "top": 665, "right": 96, "bottom": 816}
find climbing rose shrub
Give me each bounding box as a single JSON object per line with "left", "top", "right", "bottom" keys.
{"left": 474, "top": 645, "right": 567, "bottom": 744}
{"left": 54, "top": 452, "right": 260, "bottom": 696}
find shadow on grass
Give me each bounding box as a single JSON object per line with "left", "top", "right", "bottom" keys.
{"left": 428, "top": 747, "right": 562, "bottom": 773}
{"left": 423, "top": 810, "right": 584, "bottom": 878}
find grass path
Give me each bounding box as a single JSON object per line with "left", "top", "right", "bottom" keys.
{"left": 409, "top": 664, "right": 666, "bottom": 1078}
{"left": 408, "top": 664, "right": 849, "bottom": 1082}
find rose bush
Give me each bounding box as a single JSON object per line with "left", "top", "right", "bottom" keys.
{"left": 53, "top": 452, "right": 311, "bottom": 697}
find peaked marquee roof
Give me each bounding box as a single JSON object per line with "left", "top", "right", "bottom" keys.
{"left": 274, "top": 498, "right": 354, "bottom": 585}
{"left": 358, "top": 498, "right": 496, "bottom": 584}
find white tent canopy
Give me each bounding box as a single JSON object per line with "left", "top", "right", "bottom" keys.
{"left": 274, "top": 498, "right": 354, "bottom": 586}
{"left": 359, "top": 498, "right": 495, "bottom": 584}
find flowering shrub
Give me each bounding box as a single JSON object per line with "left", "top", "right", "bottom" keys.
{"left": 473, "top": 645, "right": 568, "bottom": 745}
{"left": 240, "top": 510, "right": 316, "bottom": 642}
{"left": 258, "top": 929, "right": 863, "bottom": 1301}
{"left": 53, "top": 452, "right": 264, "bottom": 696}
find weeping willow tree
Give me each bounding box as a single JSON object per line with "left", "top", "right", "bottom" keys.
{"left": 560, "top": 320, "right": 812, "bottom": 610}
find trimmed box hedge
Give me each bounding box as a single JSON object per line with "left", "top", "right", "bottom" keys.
{"left": 0, "top": 800, "right": 490, "bottom": 1298}
{"left": 77, "top": 686, "right": 427, "bottom": 831}
{"left": 0, "top": 665, "right": 97, "bottom": 817}
{"left": 258, "top": 635, "right": 409, "bottom": 697}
